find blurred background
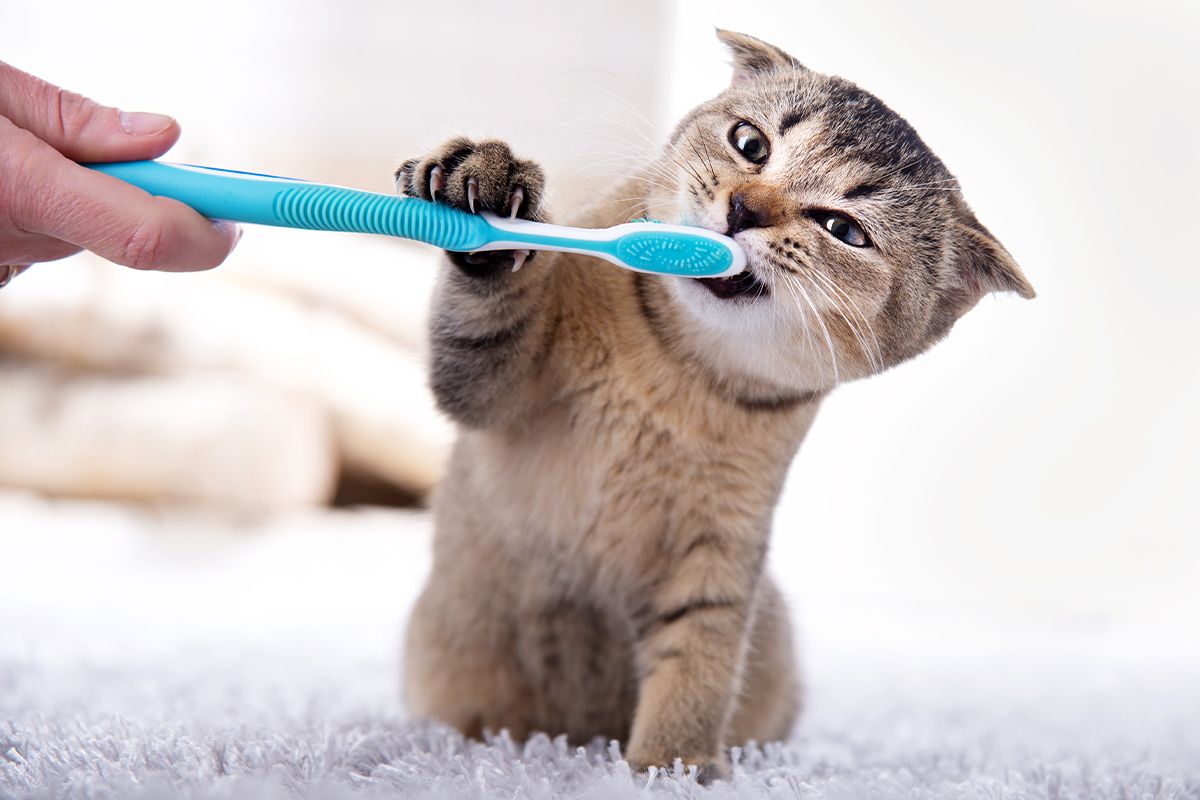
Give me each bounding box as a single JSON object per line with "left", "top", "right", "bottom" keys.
{"left": 1, "top": 0, "right": 1198, "bottom": 686}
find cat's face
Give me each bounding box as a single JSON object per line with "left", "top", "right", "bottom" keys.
{"left": 642, "top": 31, "right": 1033, "bottom": 394}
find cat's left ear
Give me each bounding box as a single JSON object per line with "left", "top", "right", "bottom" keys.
{"left": 945, "top": 210, "right": 1035, "bottom": 317}
{"left": 716, "top": 29, "right": 806, "bottom": 84}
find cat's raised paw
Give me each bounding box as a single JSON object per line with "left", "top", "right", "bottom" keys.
{"left": 394, "top": 137, "right": 544, "bottom": 221}
{"left": 395, "top": 137, "right": 546, "bottom": 275}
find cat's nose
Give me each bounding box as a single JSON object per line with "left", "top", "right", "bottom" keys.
{"left": 726, "top": 193, "right": 767, "bottom": 235}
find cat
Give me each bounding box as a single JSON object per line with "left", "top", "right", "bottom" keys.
{"left": 396, "top": 29, "right": 1033, "bottom": 782}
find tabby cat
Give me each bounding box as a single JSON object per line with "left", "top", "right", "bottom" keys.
{"left": 397, "top": 29, "right": 1033, "bottom": 781}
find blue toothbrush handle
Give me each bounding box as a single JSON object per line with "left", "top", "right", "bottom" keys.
{"left": 85, "top": 160, "right": 492, "bottom": 252}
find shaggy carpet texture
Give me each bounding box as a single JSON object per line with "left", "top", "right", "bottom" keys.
{"left": 1, "top": 494, "right": 1198, "bottom": 799}
{"left": 4, "top": 647, "right": 1199, "bottom": 800}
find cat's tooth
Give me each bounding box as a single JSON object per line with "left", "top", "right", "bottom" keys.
{"left": 511, "top": 249, "right": 530, "bottom": 273}
{"left": 429, "top": 165, "right": 445, "bottom": 201}
{"left": 508, "top": 186, "right": 525, "bottom": 220}
{"left": 466, "top": 176, "right": 479, "bottom": 213}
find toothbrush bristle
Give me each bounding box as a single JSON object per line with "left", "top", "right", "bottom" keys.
{"left": 615, "top": 229, "right": 739, "bottom": 277}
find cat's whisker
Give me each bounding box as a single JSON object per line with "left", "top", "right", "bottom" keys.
{"left": 552, "top": 67, "right": 658, "bottom": 103}
{"left": 567, "top": 147, "right": 647, "bottom": 162}
{"left": 539, "top": 86, "right": 660, "bottom": 131}
{"left": 625, "top": 203, "right": 671, "bottom": 222}
{"left": 666, "top": 142, "right": 712, "bottom": 194}
{"left": 869, "top": 183, "right": 960, "bottom": 196}
{"left": 544, "top": 105, "right": 670, "bottom": 168}
{"left": 768, "top": 248, "right": 884, "bottom": 374}
{"left": 571, "top": 156, "right": 651, "bottom": 174}
{"left": 803, "top": 268, "right": 884, "bottom": 373}
{"left": 571, "top": 145, "right": 688, "bottom": 189}
{"left": 532, "top": 121, "right": 648, "bottom": 161}
{"left": 765, "top": 259, "right": 835, "bottom": 379}
{"left": 607, "top": 194, "right": 676, "bottom": 225}
{"left": 766, "top": 270, "right": 811, "bottom": 367}
{"left": 672, "top": 137, "right": 705, "bottom": 181}
{"left": 544, "top": 117, "right": 658, "bottom": 161}
{"left": 701, "top": 138, "right": 725, "bottom": 182}
{"left": 575, "top": 162, "right": 676, "bottom": 189}
{"left": 804, "top": 286, "right": 842, "bottom": 385}
{"left": 570, "top": 116, "right": 707, "bottom": 194}
{"left": 568, "top": 158, "right": 677, "bottom": 201}
{"left": 683, "top": 132, "right": 719, "bottom": 184}
{"left": 775, "top": 270, "right": 840, "bottom": 384}
{"left": 797, "top": 272, "right": 876, "bottom": 376}
{"left": 779, "top": 274, "right": 825, "bottom": 382}
{"left": 760, "top": 270, "right": 790, "bottom": 362}
{"left": 872, "top": 154, "right": 933, "bottom": 184}
{"left": 825, "top": 283, "right": 884, "bottom": 373}
{"left": 550, "top": 72, "right": 663, "bottom": 134}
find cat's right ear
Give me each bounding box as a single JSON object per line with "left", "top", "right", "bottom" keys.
{"left": 716, "top": 29, "right": 806, "bottom": 84}
{"left": 942, "top": 212, "right": 1036, "bottom": 319}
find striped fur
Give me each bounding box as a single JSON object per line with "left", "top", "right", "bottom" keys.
{"left": 400, "top": 30, "right": 1033, "bottom": 781}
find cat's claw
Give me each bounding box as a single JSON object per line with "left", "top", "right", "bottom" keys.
{"left": 466, "top": 176, "right": 479, "bottom": 214}
{"left": 429, "top": 165, "right": 445, "bottom": 202}
{"left": 509, "top": 186, "right": 524, "bottom": 220}
{"left": 511, "top": 249, "right": 530, "bottom": 273}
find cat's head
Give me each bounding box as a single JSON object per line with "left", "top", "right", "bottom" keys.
{"left": 642, "top": 30, "right": 1033, "bottom": 394}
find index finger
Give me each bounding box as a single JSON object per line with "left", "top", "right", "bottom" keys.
{"left": 0, "top": 61, "right": 180, "bottom": 163}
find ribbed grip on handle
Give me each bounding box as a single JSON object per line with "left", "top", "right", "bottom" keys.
{"left": 274, "top": 186, "right": 489, "bottom": 251}
{"left": 84, "top": 160, "right": 494, "bottom": 253}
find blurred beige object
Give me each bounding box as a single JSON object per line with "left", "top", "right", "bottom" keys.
{"left": 0, "top": 255, "right": 453, "bottom": 494}
{"left": 0, "top": 361, "right": 336, "bottom": 512}
{"left": 221, "top": 228, "right": 438, "bottom": 352}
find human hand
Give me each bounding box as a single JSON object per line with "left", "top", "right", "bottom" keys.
{"left": 0, "top": 62, "right": 241, "bottom": 284}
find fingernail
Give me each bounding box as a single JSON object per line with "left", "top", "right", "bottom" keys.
{"left": 215, "top": 220, "right": 244, "bottom": 249}
{"left": 119, "top": 110, "right": 174, "bottom": 136}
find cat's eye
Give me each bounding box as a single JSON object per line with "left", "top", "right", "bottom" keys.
{"left": 811, "top": 211, "right": 871, "bottom": 247}
{"left": 729, "top": 121, "right": 770, "bottom": 165}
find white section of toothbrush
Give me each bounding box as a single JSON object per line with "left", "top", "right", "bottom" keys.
{"left": 478, "top": 213, "right": 746, "bottom": 278}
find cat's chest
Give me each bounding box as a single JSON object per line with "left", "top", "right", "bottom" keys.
{"left": 474, "top": 384, "right": 770, "bottom": 579}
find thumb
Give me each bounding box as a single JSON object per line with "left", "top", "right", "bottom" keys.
{"left": 0, "top": 61, "right": 179, "bottom": 162}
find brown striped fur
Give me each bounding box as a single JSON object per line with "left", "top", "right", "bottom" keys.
{"left": 398, "top": 30, "right": 1033, "bottom": 780}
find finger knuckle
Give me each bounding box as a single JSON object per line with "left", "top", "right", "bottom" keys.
{"left": 0, "top": 125, "right": 56, "bottom": 228}
{"left": 49, "top": 87, "right": 96, "bottom": 142}
{"left": 0, "top": 123, "right": 45, "bottom": 171}
{"left": 119, "top": 218, "right": 170, "bottom": 269}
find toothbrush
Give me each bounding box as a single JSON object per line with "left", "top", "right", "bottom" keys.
{"left": 85, "top": 161, "right": 745, "bottom": 278}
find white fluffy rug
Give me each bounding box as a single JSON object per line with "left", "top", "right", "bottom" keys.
{"left": 4, "top": 649, "right": 1198, "bottom": 800}
{"left": 1, "top": 494, "right": 1198, "bottom": 799}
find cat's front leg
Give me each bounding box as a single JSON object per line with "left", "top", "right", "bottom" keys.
{"left": 395, "top": 138, "right": 555, "bottom": 429}
{"left": 626, "top": 551, "right": 762, "bottom": 783}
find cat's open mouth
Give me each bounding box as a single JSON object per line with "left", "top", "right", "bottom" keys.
{"left": 695, "top": 270, "right": 770, "bottom": 301}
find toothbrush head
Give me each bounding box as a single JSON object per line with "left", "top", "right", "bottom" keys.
{"left": 612, "top": 220, "right": 746, "bottom": 278}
